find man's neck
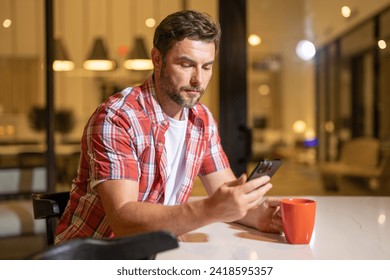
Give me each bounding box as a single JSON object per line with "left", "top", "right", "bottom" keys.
{"left": 153, "top": 87, "right": 184, "bottom": 121}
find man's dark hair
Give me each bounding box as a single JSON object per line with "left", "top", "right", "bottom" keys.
{"left": 153, "top": 10, "right": 221, "bottom": 59}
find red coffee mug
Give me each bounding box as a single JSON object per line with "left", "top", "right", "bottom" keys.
{"left": 281, "top": 198, "right": 316, "bottom": 244}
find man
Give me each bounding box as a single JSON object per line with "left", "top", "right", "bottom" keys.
{"left": 55, "top": 10, "right": 282, "bottom": 243}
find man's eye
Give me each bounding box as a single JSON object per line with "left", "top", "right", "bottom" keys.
{"left": 180, "top": 63, "right": 192, "bottom": 68}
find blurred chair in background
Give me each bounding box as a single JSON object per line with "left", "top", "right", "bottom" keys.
{"left": 319, "top": 137, "right": 390, "bottom": 194}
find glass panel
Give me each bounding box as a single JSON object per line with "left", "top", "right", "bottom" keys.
{"left": 338, "top": 21, "right": 375, "bottom": 138}
{"left": 0, "top": 0, "right": 47, "bottom": 198}
{"left": 380, "top": 7, "right": 390, "bottom": 38}
{"left": 247, "top": 0, "right": 313, "bottom": 166}
{"left": 340, "top": 21, "right": 374, "bottom": 57}
{"left": 379, "top": 8, "right": 390, "bottom": 149}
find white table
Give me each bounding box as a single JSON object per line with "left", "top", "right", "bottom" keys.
{"left": 157, "top": 196, "right": 390, "bottom": 259}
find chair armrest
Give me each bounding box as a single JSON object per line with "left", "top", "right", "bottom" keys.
{"left": 31, "top": 192, "right": 70, "bottom": 219}
{"left": 30, "top": 231, "right": 179, "bottom": 260}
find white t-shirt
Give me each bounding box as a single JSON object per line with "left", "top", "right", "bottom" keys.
{"left": 91, "top": 109, "right": 189, "bottom": 205}
{"left": 164, "top": 109, "right": 188, "bottom": 205}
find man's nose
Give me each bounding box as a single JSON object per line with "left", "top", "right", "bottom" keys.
{"left": 190, "top": 69, "right": 202, "bottom": 86}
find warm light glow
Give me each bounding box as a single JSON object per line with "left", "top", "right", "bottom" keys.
{"left": 324, "top": 121, "right": 335, "bottom": 133}
{"left": 0, "top": 125, "right": 16, "bottom": 136}
{"left": 6, "top": 125, "right": 15, "bottom": 135}
{"left": 145, "top": 18, "right": 156, "bottom": 28}
{"left": 296, "top": 40, "right": 316, "bottom": 61}
{"left": 117, "top": 44, "right": 129, "bottom": 57}
{"left": 123, "top": 59, "right": 153, "bottom": 71}
{"left": 53, "top": 60, "right": 75, "bottom": 71}
{"left": 341, "top": 6, "right": 352, "bottom": 18}
{"left": 378, "top": 40, "right": 387, "bottom": 50}
{"left": 292, "top": 120, "right": 307, "bottom": 134}
{"left": 248, "top": 34, "right": 261, "bottom": 46}
{"left": 2, "top": 19, "right": 12, "bottom": 28}
{"left": 248, "top": 251, "right": 259, "bottom": 260}
{"left": 378, "top": 214, "right": 386, "bottom": 225}
{"left": 258, "top": 84, "right": 270, "bottom": 96}
{"left": 83, "top": 60, "right": 116, "bottom": 71}
{"left": 305, "top": 128, "right": 316, "bottom": 139}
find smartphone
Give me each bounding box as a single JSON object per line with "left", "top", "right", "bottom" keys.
{"left": 248, "top": 159, "right": 282, "bottom": 181}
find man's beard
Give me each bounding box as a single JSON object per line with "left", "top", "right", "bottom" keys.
{"left": 159, "top": 65, "right": 205, "bottom": 108}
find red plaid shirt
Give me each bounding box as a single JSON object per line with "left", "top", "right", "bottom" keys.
{"left": 55, "top": 76, "right": 229, "bottom": 242}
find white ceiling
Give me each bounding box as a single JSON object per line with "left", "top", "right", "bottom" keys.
{"left": 248, "top": 0, "right": 390, "bottom": 50}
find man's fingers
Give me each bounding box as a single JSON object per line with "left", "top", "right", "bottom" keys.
{"left": 245, "top": 183, "right": 272, "bottom": 207}
{"left": 243, "top": 175, "right": 271, "bottom": 193}
{"left": 225, "top": 174, "right": 247, "bottom": 187}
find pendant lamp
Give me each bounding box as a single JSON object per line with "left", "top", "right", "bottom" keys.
{"left": 123, "top": 37, "right": 153, "bottom": 71}
{"left": 83, "top": 37, "right": 116, "bottom": 71}
{"left": 53, "top": 38, "right": 75, "bottom": 71}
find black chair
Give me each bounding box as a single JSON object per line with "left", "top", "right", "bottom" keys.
{"left": 32, "top": 191, "right": 70, "bottom": 245}
{"left": 31, "top": 191, "right": 179, "bottom": 259}
{"left": 29, "top": 231, "right": 179, "bottom": 260}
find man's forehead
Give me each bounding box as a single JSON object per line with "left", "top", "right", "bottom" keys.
{"left": 169, "top": 39, "right": 216, "bottom": 61}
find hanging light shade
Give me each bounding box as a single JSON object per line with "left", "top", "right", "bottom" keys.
{"left": 53, "top": 38, "right": 75, "bottom": 71}
{"left": 83, "top": 37, "right": 116, "bottom": 71}
{"left": 123, "top": 37, "right": 153, "bottom": 71}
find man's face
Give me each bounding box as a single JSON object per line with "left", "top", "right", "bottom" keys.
{"left": 156, "top": 38, "right": 215, "bottom": 108}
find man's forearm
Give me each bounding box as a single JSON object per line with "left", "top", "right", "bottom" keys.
{"left": 108, "top": 198, "right": 216, "bottom": 237}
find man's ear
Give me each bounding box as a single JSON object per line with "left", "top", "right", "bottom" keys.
{"left": 151, "top": 47, "right": 162, "bottom": 71}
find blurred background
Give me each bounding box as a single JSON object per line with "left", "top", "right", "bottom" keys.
{"left": 0, "top": 0, "right": 389, "bottom": 259}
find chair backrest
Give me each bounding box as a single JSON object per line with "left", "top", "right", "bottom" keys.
{"left": 29, "top": 230, "right": 178, "bottom": 260}
{"left": 32, "top": 191, "right": 70, "bottom": 245}
{"left": 0, "top": 167, "right": 46, "bottom": 200}
{"left": 340, "top": 137, "right": 380, "bottom": 167}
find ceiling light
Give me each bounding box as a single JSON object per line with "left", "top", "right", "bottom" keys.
{"left": 83, "top": 37, "right": 116, "bottom": 71}
{"left": 123, "top": 37, "right": 153, "bottom": 71}
{"left": 341, "top": 6, "right": 352, "bottom": 18}
{"left": 145, "top": 18, "right": 156, "bottom": 28}
{"left": 378, "top": 40, "right": 387, "bottom": 50}
{"left": 258, "top": 84, "right": 270, "bottom": 96}
{"left": 292, "top": 120, "right": 307, "bottom": 134}
{"left": 248, "top": 34, "right": 261, "bottom": 46}
{"left": 2, "top": 19, "right": 12, "bottom": 28}
{"left": 53, "top": 38, "right": 75, "bottom": 71}
{"left": 296, "top": 40, "right": 316, "bottom": 61}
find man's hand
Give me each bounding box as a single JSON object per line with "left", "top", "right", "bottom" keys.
{"left": 205, "top": 174, "right": 273, "bottom": 223}
{"left": 254, "top": 198, "right": 283, "bottom": 234}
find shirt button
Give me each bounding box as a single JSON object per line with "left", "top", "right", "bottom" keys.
{"left": 157, "top": 142, "right": 163, "bottom": 147}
